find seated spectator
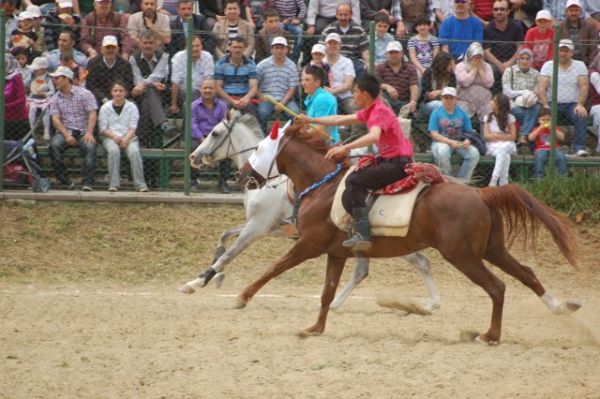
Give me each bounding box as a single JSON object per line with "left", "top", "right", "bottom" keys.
{"left": 537, "top": 39, "right": 589, "bottom": 157}
{"left": 372, "top": 12, "right": 395, "bottom": 67}
{"left": 420, "top": 51, "right": 457, "bottom": 115}
{"left": 523, "top": 10, "right": 554, "bottom": 70}
{"left": 49, "top": 66, "right": 98, "bottom": 191}
{"left": 544, "top": 0, "right": 591, "bottom": 22}
{"left": 302, "top": 43, "right": 330, "bottom": 87}
{"left": 129, "top": 30, "right": 171, "bottom": 146}
{"left": 10, "top": 47, "right": 32, "bottom": 85}
{"left": 256, "top": 36, "right": 300, "bottom": 133}
{"left": 471, "top": 0, "right": 494, "bottom": 25}
{"left": 43, "top": 0, "right": 81, "bottom": 53}
{"left": 10, "top": 11, "right": 41, "bottom": 60}
{"left": 429, "top": 86, "right": 480, "bottom": 180}
{"left": 1, "top": 0, "right": 18, "bottom": 50}
{"left": 213, "top": 0, "right": 255, "bottom": 59}
{"left": 26, "top": 5, "right": 46, "bottom": 54}
{"left": 439, "top": 0, "right": 484, "bottom": 60}
{"left": 214, "top": 36, "right": 258, "bottom": 116}
{"left": 395, "top": 0, "right": 436, "bottom": 39}
{"left": 559, "top": 0, "right": 598, "bottom": 65}
{"left": 321, "top": 3, "right": 369, "bottom": 76}
{"left": 509, "top": 0, "right": 543, "bottom": 29}
{"left": 407, "top": 16, "right": 440, "bottom": 77}
{"left": 47, "top": 30, "right": 87, "bottom": 72}
{"left": 456, "top": 42, "right": 494, "bottom": 123}
{"left": 27, "top": 56, "right": 55, "bottom": 142}
{"left": 167, "top": 0, "right": 216, "bottom": 57}
{"left": 127, "top": 0, "right": 171, "bottom": 49}
{"left": 199, "top": 0, "right": 224, "bottom": 30}
{"left": 4, "top": 54, "right": 31, "bottom": 141}
{"left": 502, "top": 48, "right": 540, "bottom": 150}
{"left": 301, "top": 65, "right": 340, "bottom": 143}
{"left": 528, "top": 108, "right": 567, "bottom": 177}
{"left": 254, "top": 8, "right": 287, "bottom": 63}
{"left": 483, "top": 93, "right": 517, "bottom": 186}
{"left": 433, "top": 0, "right": 455, "bottom": 26}
{"left": 323, "top": 32, "right": 355, "bottom": 115}
{"left": 306, "top": 0, "right": 361, "bottom": 35}
{"left": 81, "top": 0, "right": 133, "bottom": 60}
{"left": 86, "top": 35, "right": 134, "bottom": 107}
{"left": 590, "top": 52, "right": 600, "bottom": 154}
{"left": 99, "top": 81, "right": 149, "bottom": 192}
{"left": 169, "top": 35, "right": 214, "bottom": 115}
{"left": 376, "top": 41, "right": 419, "bottom": 115}
{"left": 359, "top": 0, "right": 401, "bottom": 33}
{"left": 271, "top": 0, "right": 306, "bottom": 62}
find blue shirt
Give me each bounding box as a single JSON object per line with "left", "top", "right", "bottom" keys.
{"left": 439, "top": 16, "right": 483, "bottom": 59}
{"left": 191, "top": 97, "right": 228, "bottom": 140}
{"left": 428, "top": 105, "right": 472, "bottom": 140}
{"left": 304, "top": 87, "right": 339, "bottom": 143}
{"left": 214, "top": 56, "right": 257, "bottom": 96}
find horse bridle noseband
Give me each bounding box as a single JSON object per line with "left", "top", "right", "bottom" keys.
{"left": 204, "top": 116, "right": 258, "bottom": 162}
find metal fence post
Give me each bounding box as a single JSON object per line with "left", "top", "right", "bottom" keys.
{"left": 0, "top": 9, "right": 6, "bottom": 191}
{"left": 369, "top": 21, "right": 375, "bottom": 74}
{"left": 183, "top": 16, "right": 193, "bottom": 195}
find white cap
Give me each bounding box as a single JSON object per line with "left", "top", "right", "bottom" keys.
{"left": 18, "top": 11, "right": 34, "bottom": 20}
{"left": 441, "top": 87, "right": 457, "bottom": 97}
{"left": 311, "top": 43, "right": 326, "bottom": 54}
{"left": 385, "top": 41, "right": 403, "bottom": 52}
{"left": 50, "top": 65, "right": 74, "bottom": 79}
{"left": 102, "top": 35, "right": 118, "bottom": 47}
{"left": 26, "top": 5, "right": 43, "bottom": 18}
{"left": 559, "top": 38, "right": 574, "bottom": 50}
{"left": 271, "top": 36, "right": 288, "bottom": 47}
{"left": 325, "top": 33, "right": 342, "bottom": 43}
{"left": 30, "top": 56, "right": 49, "bottom": 70}
{"left": 565, "top": 0, "right": 582, "bottom": 9}
{"left": 535, "top": 10, "right": 552, "bottom": 21}
{"left": 56, "top": 0, "right": 74, "bottom": 7}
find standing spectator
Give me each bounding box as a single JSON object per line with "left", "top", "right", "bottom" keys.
{"left": 46, "top": 30, "right": 87, "bottom": 72}
{"left": 99, "top": 81, "right": 149, "bottom": 192}
{"left": 372, "top": 12, "right": 395, "bottom": 66}
{"left": 4, "top": 54, "right": 30, "bottom": 141}
{"left": 509, "top": 0, "right": 542, "bottom": 29}
{"left": 169, "top": 35, "right": 214, "bottom": 115}
{"left": 544, "top": 0, "right": 591, "bottom": 22}
{"left": 323, "top": 32, "right": 355, "bottom": 115}
{"left": 483, "top": 0, "right": 524, "bottom": 80}
{"left": 81, "top": 0, "right": 133, "bottom": 60}
{"left": 199, "top": 0, "right": 224, "bottom": 30}
{"left": 321, "top": 3, "right": 370, "bottom": 75}
{"left": 590, "top": 52, "right": 600, "bottom": 154}
{"left": 27, "top": 56, "right": 55, "bottom": 142}
{"left": 455, "top": 42, "right": 494, "bottom": 123}
{"left": 49, "top": 66, "right": 98, "bottom": 190}
{"left": 429, "top": 86, "right": 480, "bottom": 179}
{"left": 483, "top": 93, "right": 517, "bottom": 186}
{"left": 301, "top": 65, "right": 340, "bottom": 142}
{"left": 528, "top": 108, "right": 568, "bottom": 177}
{"left": 471, "top": 0, "right": 494, "bottom": 25}
{"left": 439, "top": 0, "right": 484, "bottom": 60}
{"left": 502, "top": 48, "right": 540, "bottom": 150}
{"left": 376, "top": 41, "right": 419, "bottom": 114}
{"left": 213, "top": 0, "right": 255, "bottom": 59}
{"left": 167, "top": 0, "right": 216, "bottom": 57}
{"left": 359, "top": 0, "right": 402, "bottom": 32}
{"left": 270, "top": 0, "right": 306, "bottom": 62}
{"left": 190, "top": 79, "right": 232, "bottom": 193}
{"left": 43, "top": 0, "right": 81, "bottom": 52}
{"left": 537, "top": 39, "right": 589, "bottom": 157}
{"left": 395, "top": 0, "right": 436, "bottom": 38}
{"left": 420, "top": 51, "right": 456, "bottom": 115}
{"left": 306, "top": 0, "right": 361, "bottom": 35}
{"left": 1, "top": 0, "right": 19, "bottom": 50}
{"left": 559, "top": 0, "right": 598, "bottom": 65}
{"left": 214, "top": 36, "right": 258, "bottom": 116}
{"left": 86, "top": 35, "right": 134, "bottom": 107}
{"left": 523, "top": 10, "right": 554, "bottom": 70}
{"left": 127, "top": 0, "right": 172, "bottom": 49}
{"left": 256, "top": 37, "right": 300, "bottom": 133}
{"left": 254, "top": 8, "right": 287, "bottom": 63}
{"left": 407, "top": 16, "right": 440, "bottom": 77}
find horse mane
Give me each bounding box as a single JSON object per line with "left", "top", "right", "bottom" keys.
{"left": 233, "top": 112, "right": 263, "bottom": 139}
{"left": 285, "top": 123, "right": 352, "bottom": 168}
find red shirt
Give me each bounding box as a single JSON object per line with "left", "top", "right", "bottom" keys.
{"left": 472, "top": 0, "right": 494, "bottom": 21}
{"left": 524, "top": 28, "right": 554, "bottom": 70}
{"left": 533, "top": 126, "right": 563, "bottom": 152}
{"left": 356, "top": 98, "right": 413, "bottom": 159}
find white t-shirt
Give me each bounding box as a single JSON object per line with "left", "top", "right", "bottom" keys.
{"left": 325, "top": 55, "right": 355, "bottom": 100}
{"left": 485, "top": 113, "right": 516, "bottom": 135}
{"left": 540, "top": 59, "right": 588, "bottom": 104}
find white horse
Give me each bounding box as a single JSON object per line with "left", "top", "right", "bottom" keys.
{"left": 179, "top": 111, "right": 440, "bottom": 311}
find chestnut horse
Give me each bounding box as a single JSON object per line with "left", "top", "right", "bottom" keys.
{"left": 237, "top": 123, "right": 581, "bottom": 344}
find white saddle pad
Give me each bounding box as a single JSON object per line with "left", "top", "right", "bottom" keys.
{"left": 330, "top": 167, "right": 428, "bottom": 237}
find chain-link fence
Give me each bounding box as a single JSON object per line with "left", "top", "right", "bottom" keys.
{"left": 1, "top": 7, "right": 599, "bottom": 194}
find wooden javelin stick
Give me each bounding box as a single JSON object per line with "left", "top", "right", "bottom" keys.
{"left": 261, "top": 95, "right": 332, "bottom": 141}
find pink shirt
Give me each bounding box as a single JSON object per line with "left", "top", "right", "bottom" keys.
{"left": 356, "top": 98, "right": 413, "bottom": 159}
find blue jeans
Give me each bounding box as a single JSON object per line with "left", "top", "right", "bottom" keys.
{"left": 257, "top": 100, "right": 300, "bottom": 135}
{"left": 533, "top": 149, "right": 567, "bottom": 177}
{"left": 556, "top": 102, "right": 588, "bottom": 152}
{"left": 282, "top": 23, "right": 303, "bottom": 62}
{"left": 420, "top": 100, "right": 443, "bottom": 117}
{"left": 431, "top": 141, "right": 480, "bottom": 180}
{"left": 50, "top": 132, "right": 97, "bottom": 186}
{"left": 511, "top": 104, "right": 540, "bottom": 137}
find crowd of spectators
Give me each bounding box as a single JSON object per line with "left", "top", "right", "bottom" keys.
{"left": 2, "top": 0, "right": 600, "bottom": 191}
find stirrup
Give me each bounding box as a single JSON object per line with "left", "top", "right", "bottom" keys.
{"left": 342, "top": 233, "right": 372, "bottom": 252}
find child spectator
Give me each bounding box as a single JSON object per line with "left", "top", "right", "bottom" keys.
{"left": 254, "top": 8, "right": 287, "bottom": 63}
{"left": 271, "top": 0, "right": 306, "bottom": 62}
{"left": 523, "top": 10, "right": 554, "bottom": 70}
{"left": 373, "top": 12, "right": 395, "bottom": 67}
{"left": 10, "top": 47, "right": 31, "bottom": 86}
{"left": 483, "top": 93, "right": 517, "bottom": 186}
{"left": 26, "top": 5, "right": 46, "bottom": 54}
{"left": 420, "top": 51, "right": 456, "bottom": 115}
{"left": 302, "top": 43, "right": 330, "bottom": 87}
{"left": 407, "top": 17, "right": 440, "bottom": 77}
{"left": 528, "top": 108, "right": 567, "bottom": 177}
{"left": 10, "top": 11, "right": 41, "bottom": 58}
{"left": 244, "top": 0, "right": 270, "bottom": 31}
{"left": 27, "top": 57, "right": 55, "bottom": 142}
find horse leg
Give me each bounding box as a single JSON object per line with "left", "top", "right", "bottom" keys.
{"left": 213, "top": 224, "right": 246, "bottom": 264}
{"left": 403, "top": 252, "right": 441, "bottom": 312}
{"left": 299, "top": 255, "right": 347, "bottom": 337}
{"left": 330, "top": 256, "right": 369, "bottom": 310}
{"left": 483, "top": 245, "right": 581, "bottom": 315}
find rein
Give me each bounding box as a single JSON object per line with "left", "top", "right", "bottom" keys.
{"left": 204, "top": 117, "right": 258, "bottom": 162}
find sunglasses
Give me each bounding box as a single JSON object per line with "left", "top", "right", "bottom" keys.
{"left": 455, "top": 0, "right": 467, "bottom": 3}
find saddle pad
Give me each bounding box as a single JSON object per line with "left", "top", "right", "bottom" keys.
{"left": 330, "top": 167, "right": 428, "bottom": 237}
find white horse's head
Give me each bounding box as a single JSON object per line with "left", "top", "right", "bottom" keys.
{"left": 189, "top": 110, "right": 263, "bottom": 169}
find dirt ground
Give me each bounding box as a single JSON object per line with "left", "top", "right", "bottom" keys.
{"left": 1, "top": 202, "right": 599, "bottom": 398}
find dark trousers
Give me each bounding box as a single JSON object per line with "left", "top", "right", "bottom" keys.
{"left": 341, "top": 157, "right": 411, "bottom": 213}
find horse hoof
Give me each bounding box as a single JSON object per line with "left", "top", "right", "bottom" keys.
{"left": 566, "top": 300, "right": 582, "bottom": 313}
{"left": 296, "top": 329, "right": 323, "bottom": 339}
{"left": 178, "top": 283, "right": 196, "bottom": 294}
{"left": 233, "top": 298, "right": 247, "bottom": 309}
{"left": 475, "top": 336, "right": 499, "bottom": 346}
{"left": 214, "top": 273, "right": 225, "bottom": 289}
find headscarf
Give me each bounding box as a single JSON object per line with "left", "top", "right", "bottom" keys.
{"left": 5, "top": 54, "right": 19, "bottom": 80}
{"left": 465, "top": 42, "right": 484, "bottom": 64}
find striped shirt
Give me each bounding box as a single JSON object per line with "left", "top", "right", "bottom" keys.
{"left": 214, "top": 56, "right": 258, "bottom": 96}
{"left": 256, "top": 56, "right": 299, "bottom": 101}
{"left": 375, "top": 61, "right": 419, "bottom": 103}
{"left": 321, "top": 22, "right": 369, "bottom": 60}
{"left": 306, "top": 0, "right": 361, "bottom": 26}
{"left": 49, "top": 85, "right": 98, "bottom": 133}
{"left": 270, "top": 0, "right": 307, "bottom": 20}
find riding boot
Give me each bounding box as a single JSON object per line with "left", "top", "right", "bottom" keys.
{"left": 343, "top": 207, "right": 372, "bottom": 251}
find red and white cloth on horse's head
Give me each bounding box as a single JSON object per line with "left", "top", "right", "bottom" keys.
{"left": 247, "top": 119, "right": 291, "bottom": 181}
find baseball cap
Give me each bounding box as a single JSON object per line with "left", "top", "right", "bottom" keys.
{"left": 102, "top": 35, "right": 118, "bottom": 47}
{"left": 18, "top": 11, "right": 34, "bottom": 20}
{"left": 565, "top": 0, "right": 582, "bottom": 9}
{"left": 325, "top": 33, "right": 342, "bottom": 43}
{"left": 311, "top": 43, "right": 326, "bottom": 54}
{"left": 56, "top": 0, "right": 74, "bottom": 7}
{"left": 535, "top": 10, "right": 552, "bottom": 21}
{"left": 441, "top": 87, "right": 457, "bottom": 97}
{"left": 30, "top": 56, "right": 49, "bottom": 70}
{"left": 559, "top": 39, "right": 574, "bottom": 50}
{"left": 271, "top": 36, "right": 288, "bottom": 47}
{"left": 385, "top": 41, "right": 403, "bottom": 52}
{"left": 26, "top": 5, "right": 43, "bottom": 18}
{"left": 50, "top": 65, "right": 74, "bottom": 80}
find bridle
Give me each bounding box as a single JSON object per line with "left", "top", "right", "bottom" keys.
{"left": 200, "top": 116, "right": 258, "bottom": 164}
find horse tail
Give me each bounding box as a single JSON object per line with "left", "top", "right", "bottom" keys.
{"left": 479, "top": 185, "right": 577, "bottom": 267}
